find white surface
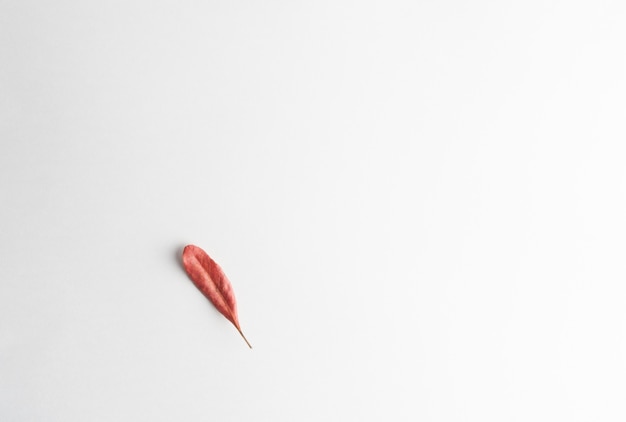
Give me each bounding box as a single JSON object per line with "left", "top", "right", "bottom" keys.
{"left": 1, "top": 1, "right": 625, "bottom": 420}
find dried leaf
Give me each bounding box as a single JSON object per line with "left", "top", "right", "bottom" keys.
{"left": 182, "top": 244, "right": 252, "bottom": 348}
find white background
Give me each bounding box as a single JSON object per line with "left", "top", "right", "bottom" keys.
{"left": 1, "top": 1, "right": 625, "bottom": 420}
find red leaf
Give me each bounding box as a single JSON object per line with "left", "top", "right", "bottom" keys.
{"left": 182, "top": 244, "right": 252, "bottom": 348}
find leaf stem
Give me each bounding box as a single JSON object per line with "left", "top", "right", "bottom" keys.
{"left": 237, "top": 328, "right": 252, "bottom": 349}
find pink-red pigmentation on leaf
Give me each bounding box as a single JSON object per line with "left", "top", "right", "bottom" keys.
{"left": 182, "top": 244, "right": 252, "bottom": 348}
